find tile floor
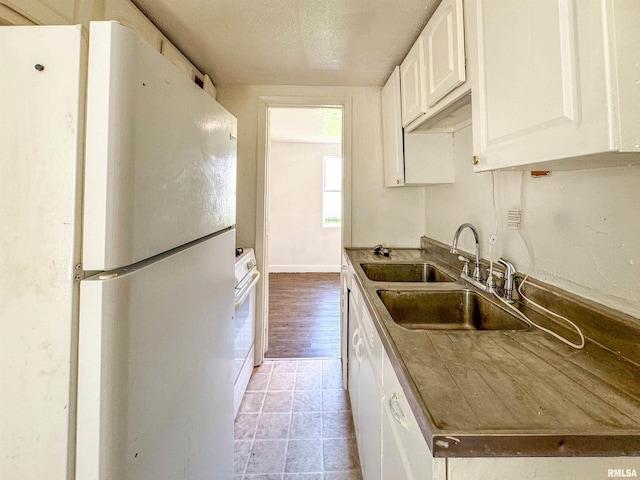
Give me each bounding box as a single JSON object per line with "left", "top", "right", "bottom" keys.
{"left": 234, "top": 359, "right": 362, "bottom": 480}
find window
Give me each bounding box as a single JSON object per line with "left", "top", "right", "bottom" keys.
{"left": 322, "top": 155, "right": 342, "bottom": 227}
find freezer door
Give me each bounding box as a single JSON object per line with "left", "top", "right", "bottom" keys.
{"left": 76, "top": 229, "right": 235, "bottom": 480}
{"left": 83, "top": 21, "right": 237, "bottom": 271}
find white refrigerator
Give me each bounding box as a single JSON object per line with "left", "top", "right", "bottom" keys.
{"left": 0, "top": 22, "right": 237, "bottom": 480}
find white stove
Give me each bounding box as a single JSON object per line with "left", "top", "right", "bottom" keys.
{"left": 233, "top": 248, "right": 259, "bottom": 416}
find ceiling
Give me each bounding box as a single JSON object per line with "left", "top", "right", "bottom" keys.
{"left": 133, "top": 0, "right": 440, "bottom": 87}
{"left": 269, "top": 107, "right": 342, "bottom": 144}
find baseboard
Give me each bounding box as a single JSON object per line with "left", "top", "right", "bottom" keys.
{"left": 268, "top": 264, "right": 341, "bottom": 273}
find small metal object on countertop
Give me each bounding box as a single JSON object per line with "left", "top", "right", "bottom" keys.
{"left": 373, "top": 244, "right": 392, "bottom": 256}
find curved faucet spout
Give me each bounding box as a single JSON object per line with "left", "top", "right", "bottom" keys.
{"left": 451, "top": 223, "right": 482, "bottom": 281}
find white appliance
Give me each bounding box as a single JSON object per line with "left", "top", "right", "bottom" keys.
{"left": 233, "top": 248, "right": 260, "bottom": 416}
{"left": 0, "top": 22, "right": 237, "bottom": 480}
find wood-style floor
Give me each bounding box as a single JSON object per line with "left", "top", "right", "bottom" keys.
{"left": 266, "top": 272, "right": 341, "bottom": 359}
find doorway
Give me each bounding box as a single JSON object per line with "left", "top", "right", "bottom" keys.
{"left": 255, "top": 97, "right": 351, "bottom": 365}
{"left": 233, "top": 98, "right": 361, "bottom": 479}
{"left": 265, "top": 106, "right": 343, "bottom": 358}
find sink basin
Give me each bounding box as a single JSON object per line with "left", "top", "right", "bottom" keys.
{"left": 378, "top": 290, "right": 529, "bottom": 331}
{"left": 361, "top": 263, "right": 456, "bottom": 283}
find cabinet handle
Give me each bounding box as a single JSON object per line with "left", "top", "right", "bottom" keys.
{"left": 471, "top": 155, "right": 479, "bottom": 165}
{"left": 388, "top": 393, "right": 409, "bottom": 429}
{"left": 351, "top": 327, "right": 360, "bottom": 348}
{"left": 355, "top": 338, "right": 364, "bottom": 360}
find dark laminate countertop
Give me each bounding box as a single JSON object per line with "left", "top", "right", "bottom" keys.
{"left": 345, "top": 239, "right": 640, "bottom": 458}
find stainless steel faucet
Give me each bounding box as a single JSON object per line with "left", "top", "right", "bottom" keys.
{"left": 450, "top": 223, "right": 518, "bottom": 302}
{"left": 450, "top": 223, "right": 482, "bottom": 281}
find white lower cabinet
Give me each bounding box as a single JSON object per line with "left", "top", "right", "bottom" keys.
{"left": 349, "top": 281, "right": 443, "bottom": 480}
{"left": 358, "top": 339, "right": 382, "bottom": 480}
{"left": 359, "top": 301, "right": 384, "bottom": 480}
{"left": 347, "top": 293, "right": 361, "bottom": 427}
{"left": 381, "top": 351, "right": 446, "bottom": 480}
{"left": 349, "top": 284, "right": 382, "bottom": 479}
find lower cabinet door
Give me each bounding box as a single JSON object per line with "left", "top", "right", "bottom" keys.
{"left": 381, "top": 393, "right": 412, "bottom": 479}
{"left": 358, "top": 345, "right": 382, "bottom": 480}
{"left": 381, "top": 354, "right": 436, "bottom": 480}
{"left": 347, "top": 297, "right": 361, "bottom": 431}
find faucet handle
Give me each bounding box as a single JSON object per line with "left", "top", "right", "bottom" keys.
{"left": 498, "top": 258, "right": 515, "bottom": 271}
{"left": 497, "top": 258, "right": 516, "bottom": 303}
{"left": 489, "top": 268, "right": 504, "bottom": 279}
{"left": 457, "top": 255, "right": 471, "bottom": 276}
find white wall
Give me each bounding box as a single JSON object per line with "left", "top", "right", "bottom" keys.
{"left": 268, "top": 142, "right": 342, "bottom": 272}
{"left": 216, "top": 85, "right": 640, "bottom": 319}
{"left": 425, "top": 125, "right": 640, "bottom": 319}
{"left": 215, "top": 85, "right": 426, "bottom": 251}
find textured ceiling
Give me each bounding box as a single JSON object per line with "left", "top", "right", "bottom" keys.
{"left": 133, "top": 0, "right": 440, "bottom": 86}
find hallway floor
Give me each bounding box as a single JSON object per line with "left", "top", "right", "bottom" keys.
{"left": 234, "top": 359, "right": 362, "bottom": 480}
{"left": 266, "top": 273, "right": 341, "bottom": 359}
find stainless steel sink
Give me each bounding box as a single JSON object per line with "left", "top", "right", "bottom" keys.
{"left": 378, "top": 290, "right": 529, "bottom": 331}
{"left": 361, "top": 263, "right": 456, "bottom": 283}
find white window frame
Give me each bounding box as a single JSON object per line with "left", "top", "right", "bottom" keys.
{"left": 322, "top": 155, "right": 342, "bottom": 228}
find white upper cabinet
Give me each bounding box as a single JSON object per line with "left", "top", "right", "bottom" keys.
{"left": 382, "top": 67, "right": 456, "bottom": 186}
{"left": 400, "top": 39, "right": 426, "bottom": 127}
{"left": 400, "top": 0, "right": 471, "bottom": 133}
{"left": 423, "top": 0, "right": 466, "bottom": 108}
{"left": 469, "top": 0, "right": 640, "bottom": 171}
{"left": 382, "top": 67, "right": 405, "bottom": 186}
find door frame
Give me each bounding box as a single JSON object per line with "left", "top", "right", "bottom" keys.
{"left": 254, "top": 96, "right": 353, "bottom": 367}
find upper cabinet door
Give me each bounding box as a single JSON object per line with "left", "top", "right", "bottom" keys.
{"left": 382, "top": 67, "right": 405, "bottom": 187}
{"left": 400, "top": 39, "right": 426, "bottom": 127}
{"left": 469, "top": 0, "right": 640, "bottom": 171}
{"left": 400, "top": 0, "right": 470, "bottom": 133}
{"left": 423, "top": 0, "right": 466, "bottom": 108}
